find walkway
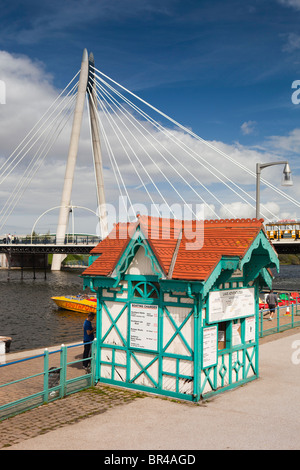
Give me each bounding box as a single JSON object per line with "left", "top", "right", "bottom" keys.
{"left": 0, "top": 385, "right": 144, "bottom": 449}
{"left": 1, "top": 328, "right": 300, "bottom": 450}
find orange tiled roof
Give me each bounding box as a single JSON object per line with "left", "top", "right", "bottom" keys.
{"left": 82, "top": 215, "right": 265, "bottom": 281}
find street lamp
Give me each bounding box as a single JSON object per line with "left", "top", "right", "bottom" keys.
{"left": 256, "top": 161, "right": 293, "bottom": 219}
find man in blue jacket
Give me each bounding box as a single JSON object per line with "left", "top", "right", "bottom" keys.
{"left": 83, "top": 312, "right": 95, "bottom": 371}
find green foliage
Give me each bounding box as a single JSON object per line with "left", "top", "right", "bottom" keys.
{"left": 278, "top": 254, "right": 300, "bottom": 265}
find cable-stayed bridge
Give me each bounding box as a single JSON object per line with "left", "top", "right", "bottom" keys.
{"left": 0, "top": 48, "right": 299, "bottom": 271}
{"left": 0, "top": 234, "right": 99, "bottom": 278}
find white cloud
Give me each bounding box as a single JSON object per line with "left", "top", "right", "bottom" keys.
{"left": 241, "top": 120, "right": 257, "bottom": 135}
{"left": 277, "top": 0, "right": 300, "bottom": 10}
{"left": 263, "top": 128, "right": 300, "bottom": 153}
{"left": 0, "top": 50, "right": 98, "bottom": 235}
{"left": 282, "top": 32, "right": 300, "bottom": 52}
{"left": 0, "top": 50, "right": 299, "bottom": 236}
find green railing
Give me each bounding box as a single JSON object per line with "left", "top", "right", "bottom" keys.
{"left": 1, "top": 301, "right": 300, "bottom": 421}
{"left": 0, "top": 340, "right": 97, "bottom": 421}
{"left": 259, "top": 300, "right": 300, "bottom": 338}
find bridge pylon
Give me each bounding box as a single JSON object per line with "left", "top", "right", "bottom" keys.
{"left": 51, "top": 49, "right": 107, "bottom": 270}
{"left": 87, "top": 52, "right": 108, "bottom": 239}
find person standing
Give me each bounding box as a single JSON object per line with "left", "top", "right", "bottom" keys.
{"left": 266, "top": 290, "right": 278, "bottom": 321}
{"left": 83, "top": 312, "right": 95, "bottom": 371}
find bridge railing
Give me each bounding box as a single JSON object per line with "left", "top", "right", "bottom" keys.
{"left": 0, "top": 235, "right": 101, "bottom": 245}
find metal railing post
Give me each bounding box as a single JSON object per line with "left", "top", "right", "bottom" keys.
{"left": 60, "top": 344, "right": 67, "bottom": 397}
{"left": 259, "top": 309, "right": 263, "bottom": 337}
{"left": 43, "top": 348, "right": 49, "bottom": 403}
{"left": 91, "top": 338, "right": 97, "bottom": 384}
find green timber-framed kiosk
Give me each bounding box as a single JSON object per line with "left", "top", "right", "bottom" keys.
{"left": 82, "top": 215, "right": 279, "bottom": 401}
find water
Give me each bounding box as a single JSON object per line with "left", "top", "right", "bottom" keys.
{"left": 0, "top": 269, "right": 88, "bottom": 353}
{"left": 271, "top": 265, "right": 300, "bottom": 291}
{"left": 1, "top": 265, "right": 300, "bottom": 353}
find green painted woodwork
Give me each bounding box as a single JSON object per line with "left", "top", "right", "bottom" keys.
{"left": 83, "top": 227, "right": 279, "bottom": 401}
{"left": 0, "top": 342, "right": 96, "bottom": 420}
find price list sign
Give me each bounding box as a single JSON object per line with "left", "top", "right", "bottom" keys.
{"left": 130, "top": 303, "right": 158, "bottom": 350}
{"left": 202, "top": 325, "right": 218, "bottom": 368}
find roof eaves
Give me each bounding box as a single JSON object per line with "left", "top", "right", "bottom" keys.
{"left": 201, "top": 255, "right": 240, "bottom": 298}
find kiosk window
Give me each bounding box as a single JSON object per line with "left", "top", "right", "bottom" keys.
{"left": 218, "top": 322, "right": 227, "bottom": 350}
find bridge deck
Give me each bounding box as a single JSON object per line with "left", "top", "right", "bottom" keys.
{"left": 0, "top": 244, "right": 97, "bottom": 255}
{"left": 271, "top": 240, "right": 300, "bottom": 254}
{"left": 0, "top": 238, "right": 299, "bottom": 256}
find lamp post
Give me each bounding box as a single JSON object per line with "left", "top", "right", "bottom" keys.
{"left": 256, "top": 161, "right": 293, "bottom": 219}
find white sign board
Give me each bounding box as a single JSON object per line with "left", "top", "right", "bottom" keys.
{"left": 208, "top": 288, "right": 255, "bottom": 323}
{"left": 130, "top": 303, "right": 158, "bottom": 350}
{"left": 232, "top": 323, "right": 242, "bottom": 346}
{"left": 245, "top": 316, "right": 256, "bottom": 342}
{"left": 202, "top": 326, "right": 218, "bottom": 368}
{"left": 0, "top": 341, "right": 5, "bottom": 364}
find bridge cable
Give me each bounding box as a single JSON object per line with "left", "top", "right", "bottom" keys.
{"left": 0, "top": 94, "right": 77, "bottom": 232}
{"left": 86, "top": 88, "right": 134, "bottom": 215}
{"left": 92, "top": 72, "right": 269, "bottom": 216}
{"left": 93, "top": 75, "right": 223, "bottom": 218}
{"left": 91, "top": 85, "right": 172, "bottom": 217}
{"left": 0, "top": 71, "right": 80, "bottom": 181}
{"left": 91, "top": 68, "right": 278, "bottom": 219}
{"left": 0, "top": 87, "right": 77, "bottom": 208}
{"left": 92, "top": 71, "right": 277, "bottom": 220}
{"left": 92, "top": 66, "right": 300, "bottom": 215}
{"left": 0, "top": 80, "right": 79, "bottom": 184}
{"left": 0, "top": 87, "right": 78, "bottom": 232}
{"left": 93, "top": 73, "right": 260, "bottom": 219}
{"left": 87, "top": 87, "right": 135, "bottom": 216}
{"left": 93, "top": 77, "right": 197, "bottom": 219}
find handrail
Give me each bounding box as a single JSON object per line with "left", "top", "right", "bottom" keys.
{"left": 0, "top": 340, "right": 97, "bottom": 421}
{"left": 259, "top": 300, "right": 300, "bottom": 337}
{"left": 0, "top": 353, "right": 45, "bottom": 368}
{"left": 0, "top": 235, "right": 101, "bottom": 246}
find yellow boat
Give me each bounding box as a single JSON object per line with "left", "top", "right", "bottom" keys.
{"left": 51, "top": 295, "right": 97, "bottom": 314}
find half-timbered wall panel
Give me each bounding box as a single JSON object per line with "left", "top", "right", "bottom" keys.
{"left": 101, "top": 301, "right": 128, "bottom": 346}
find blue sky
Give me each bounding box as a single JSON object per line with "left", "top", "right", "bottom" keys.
{"left": 0, "top": 0, "right": 300, "bottom": 234}
{"left": 1, "top": 0, "right": 300, "bottom": 143}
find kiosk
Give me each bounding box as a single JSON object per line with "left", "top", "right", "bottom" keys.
{"left": 82, "top": 215, "right": 279, "bottom": 401}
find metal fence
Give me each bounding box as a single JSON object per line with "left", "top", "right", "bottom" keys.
{"left": 0, "top": 340, "right": 97, "bottom": 421}
{"left": 259, "top": 300, "right": 300, "bottom": 337}
{"left": 1, "top": 301, "right": 300, "bottom": 421}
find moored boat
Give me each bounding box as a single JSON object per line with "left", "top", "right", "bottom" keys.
{"left": 51, "top": 295, "right": 97, "bottom": 314}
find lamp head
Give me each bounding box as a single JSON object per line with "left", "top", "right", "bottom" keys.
{"left": 282, "top": 163, "right": 293, "bottom": 186}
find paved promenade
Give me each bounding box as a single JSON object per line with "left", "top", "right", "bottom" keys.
{"left": 1, "top": 329, "right": 300, "bottom": 450}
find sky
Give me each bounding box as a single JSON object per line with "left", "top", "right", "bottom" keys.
{"left": 0, "top": 0, "right": 300, "bottom": 236}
